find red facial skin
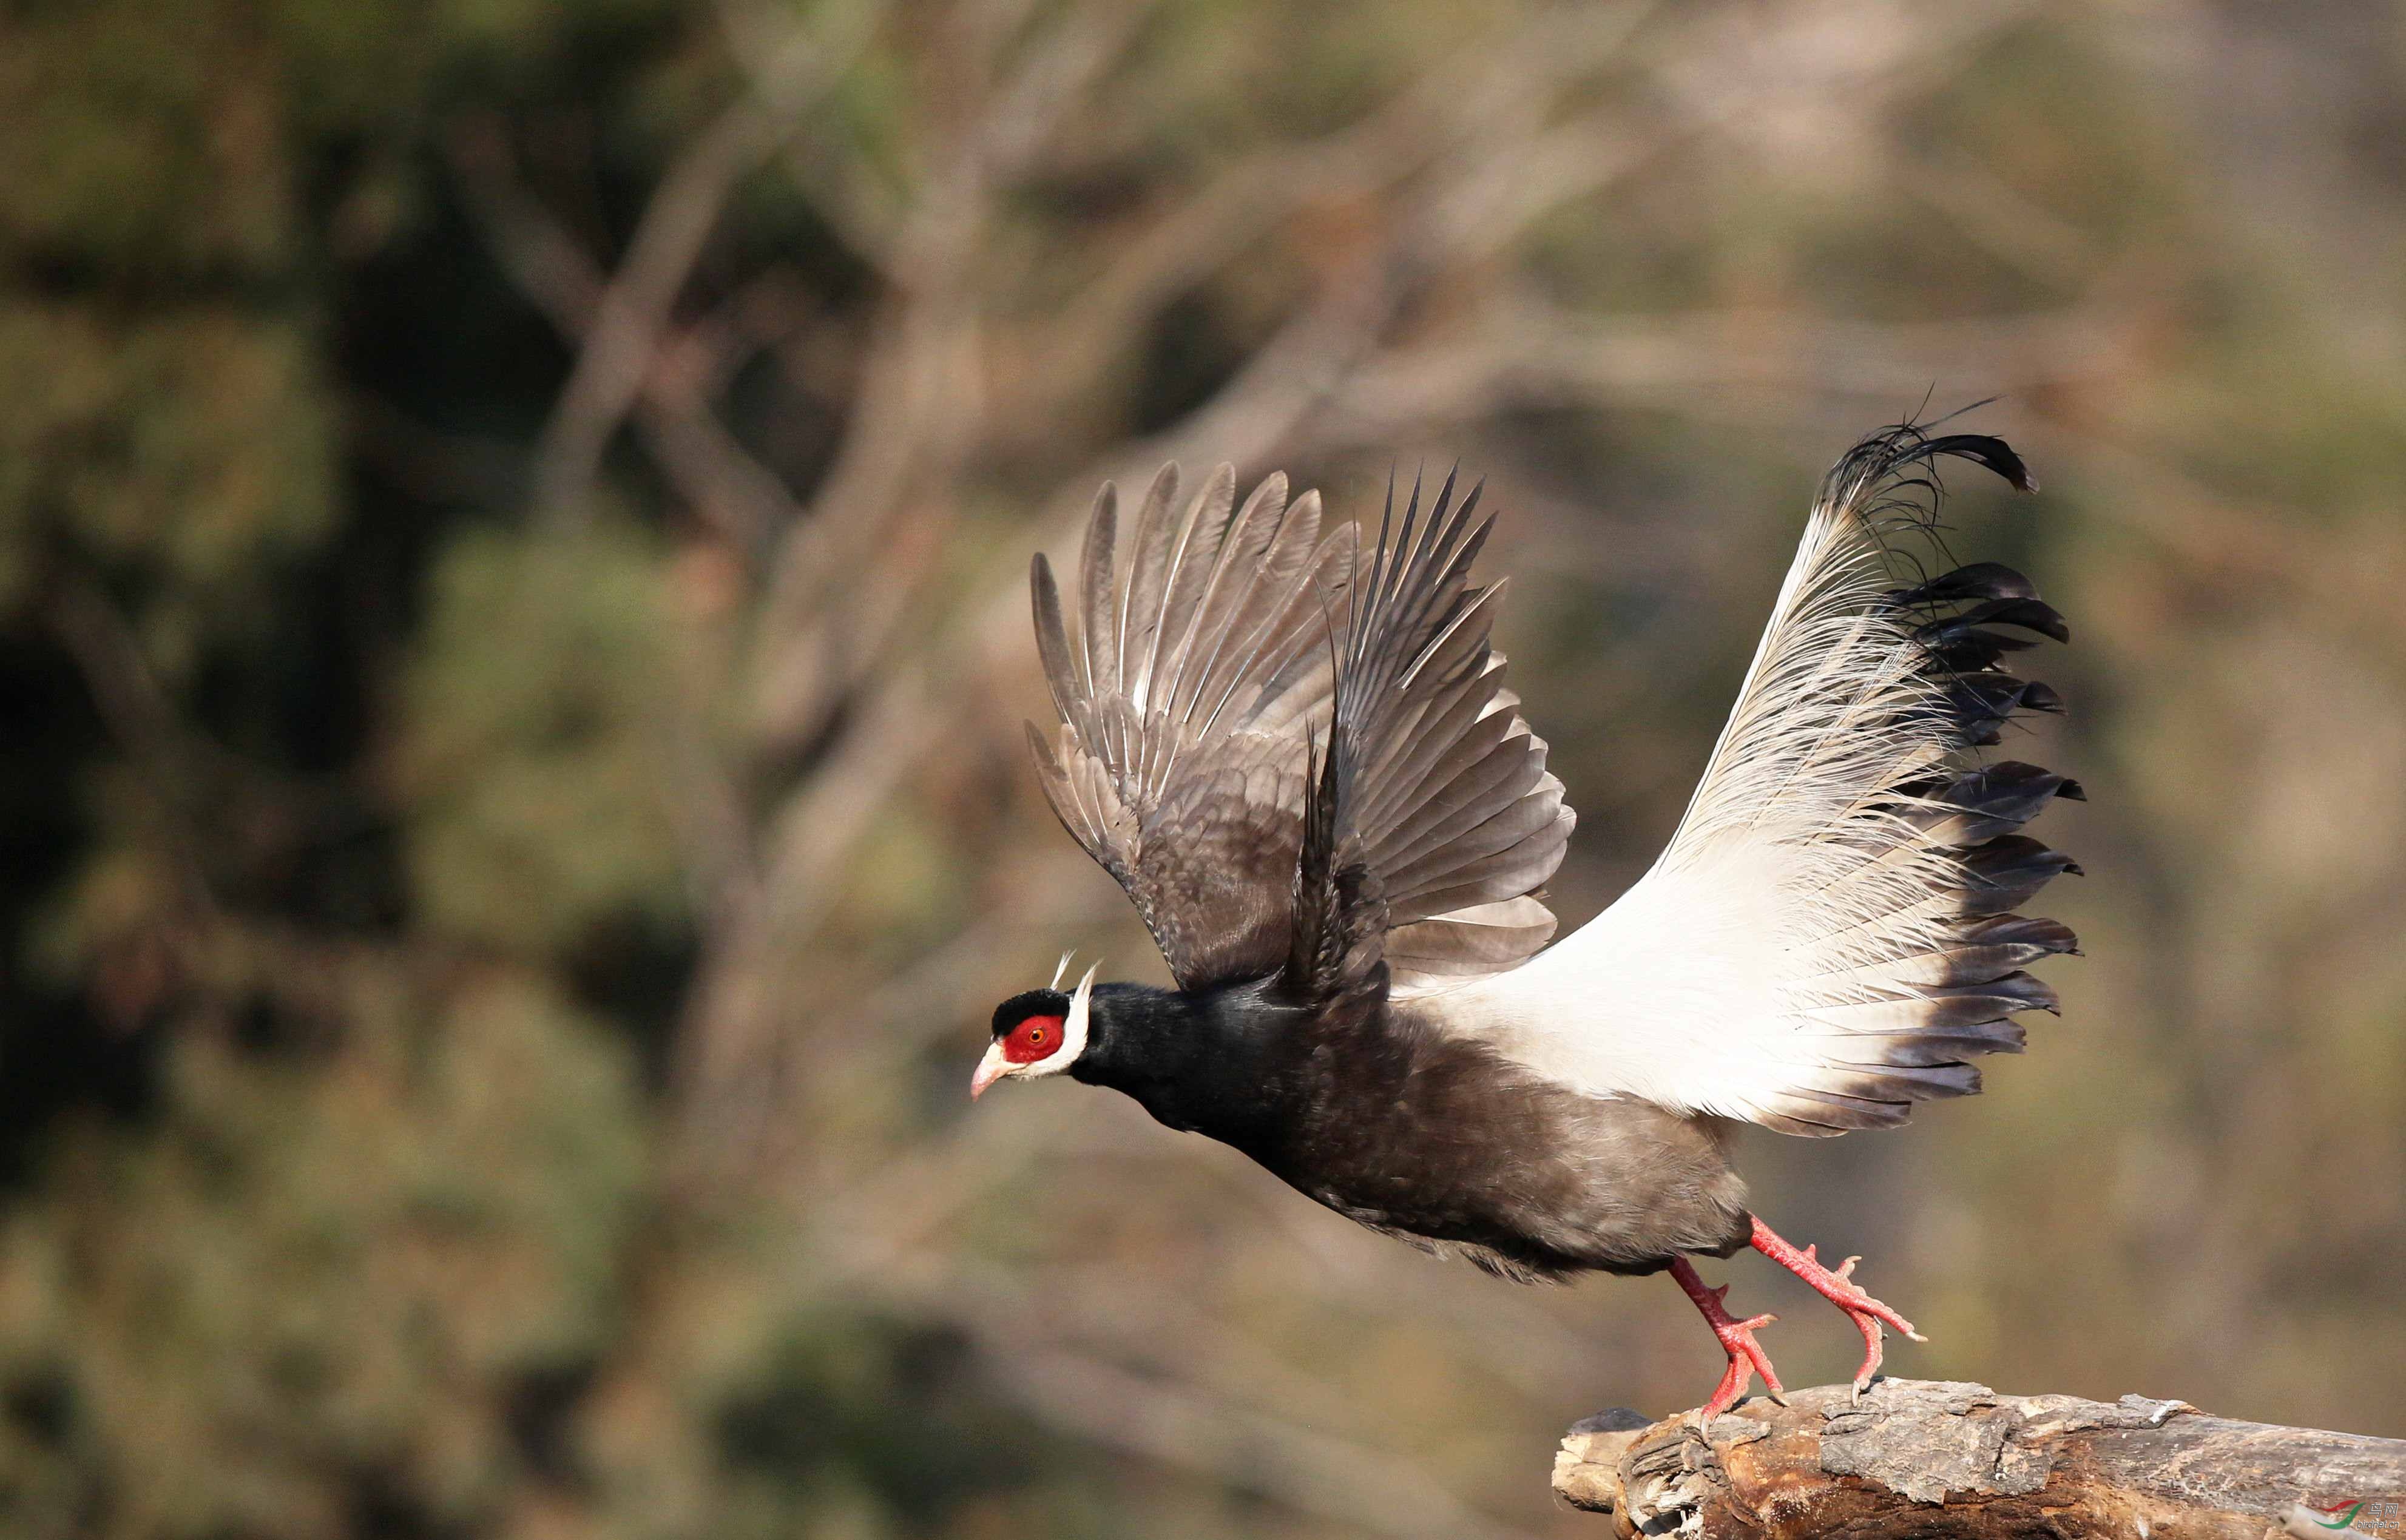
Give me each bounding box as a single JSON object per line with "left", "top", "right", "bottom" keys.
{"left": 999, "top": 1014, "right": 1064, "bottom": 1066}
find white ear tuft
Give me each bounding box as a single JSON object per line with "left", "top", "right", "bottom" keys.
{"left": 1049, "top": 950, "right": 1075, "bottom": 990}
{"left": 1045, "top": 961, "right": 1099, "bottom": 1074}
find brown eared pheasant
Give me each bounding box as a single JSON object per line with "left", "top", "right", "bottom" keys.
{"left": 972, "top": 424, "right": 2079, "bottom": 1417}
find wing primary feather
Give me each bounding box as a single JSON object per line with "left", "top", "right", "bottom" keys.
{"left": 1116, "top": 462, "right": 1181, "bottom": 703}
{"left": 1353, "top": 469, "right": 1402, "bottom": 677}
{"left": 1168, "top": 472, "right": 1290, "bottom": 724}
{"left": 1140, "top": 464, "right": 1238, "bottom": 722}
{"left": 1030, "top": 555, "right": 1080, "bottom": 731}
{"left": 1195, "top": 524, "right": 1349, "bottom": 738}
{"left": 1078, "top": 484, "right": 1118, "bottom": 701}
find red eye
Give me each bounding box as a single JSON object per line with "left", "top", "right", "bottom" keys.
{"left": 1001, "top": 1014, "right": 1065, "bottom": 1065}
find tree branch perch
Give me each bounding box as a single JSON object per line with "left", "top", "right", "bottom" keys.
{"left": 1553, "top": 1379, "right": 2406, "bottom": 1540}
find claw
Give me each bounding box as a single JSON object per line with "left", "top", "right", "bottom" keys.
{"left": 1671, "top": 1259, "right": 1788, "bottom": 1419}
{"left": 1746, "top": 1215, "right": 1928, "bottom": 1390}
{"left": 1674, "top": 1222, "right": 1931, "bottom": 1419}
{"left": 1845, "top": 1301, "right": 1885, "bottom": 1391}
{"left": 1698, "top": 1308, "right": 1785, "bottom": 1419}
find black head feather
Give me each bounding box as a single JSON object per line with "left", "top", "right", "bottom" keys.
{"left": 992, "top": 988, "right": 1070, "bottom": 1038}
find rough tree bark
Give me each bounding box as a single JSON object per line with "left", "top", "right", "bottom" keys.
{"left": 1553, "top": 1379, "right": 2406, "bottom": 1540}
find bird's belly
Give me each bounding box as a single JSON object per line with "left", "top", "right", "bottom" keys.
{"left": 1249, "top": 1036, "right": 1753, "bottom": 1279}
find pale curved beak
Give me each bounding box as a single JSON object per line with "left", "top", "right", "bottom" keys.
{"left": 968, "top": 1041, "right": 1012, "bottom": 1101}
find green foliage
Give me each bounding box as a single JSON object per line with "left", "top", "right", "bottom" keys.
{"left": 0, "top": 971, "right": 646, "bottom": 1539}
{"left": 396, "top": 524, "right": 687, "bottom": 954}
{"left": 0, "top": 303, "right": 334, "bottom": 654}
{"left": 0, "top": 1, "right": 295, "bottom": 275}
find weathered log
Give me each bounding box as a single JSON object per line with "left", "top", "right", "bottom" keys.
{"left": 1553, "top": 1379, "right": 2406, "bottom": 1539}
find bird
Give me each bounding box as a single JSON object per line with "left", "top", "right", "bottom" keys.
{"left": 972, "top": 422, "right": 2079, "bottom": 1418}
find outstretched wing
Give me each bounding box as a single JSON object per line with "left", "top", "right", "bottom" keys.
{"left": 1455, "top": 424, "right": 2081, "bottom": 1135}
{"left": 1028, "top": 464, "right": 1356, "bottom": 990}
{"left": 1286, "top": 470, "right": 1575, "bottom": 1007}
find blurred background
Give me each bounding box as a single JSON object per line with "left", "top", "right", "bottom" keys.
{"left": 3, "top": 0, "right": 2403, "bottom": 1535}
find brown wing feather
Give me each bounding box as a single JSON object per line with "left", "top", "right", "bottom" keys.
{"left": 1032, "top": 463, "right": 1570, "bottom": 998}
{"left": 1287, "top": 470, "right": 1572, "bottom": 1001}
{"left": 1029, "top": 467, "right": 1354, "bottom": 989}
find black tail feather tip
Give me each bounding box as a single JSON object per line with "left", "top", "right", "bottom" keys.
{"left": 1922, "top": 433, "right": 2038, "bottom": 494}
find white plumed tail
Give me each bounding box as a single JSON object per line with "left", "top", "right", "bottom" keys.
{"left": 1442, "top": 424, "right": 2081, "bottom": 1135}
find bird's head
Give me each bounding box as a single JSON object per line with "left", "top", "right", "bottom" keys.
{"left": 970, "top": 956, "right": 1098, "bottom": 1100}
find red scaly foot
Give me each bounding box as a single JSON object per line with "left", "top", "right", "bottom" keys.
{"left": 1668, "top": 1257, "right": 1785, "bottom": 1419}
{"left": 1747, "top": 1214, "right": 1927, "bottom": 1396}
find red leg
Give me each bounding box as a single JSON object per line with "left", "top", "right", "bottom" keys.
{"left": 1747, "top": 1214, "right": 1926, "bottom": 1394}
{"left": 1668, "top": 1258, "right": 1784, "bottom": 1419}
